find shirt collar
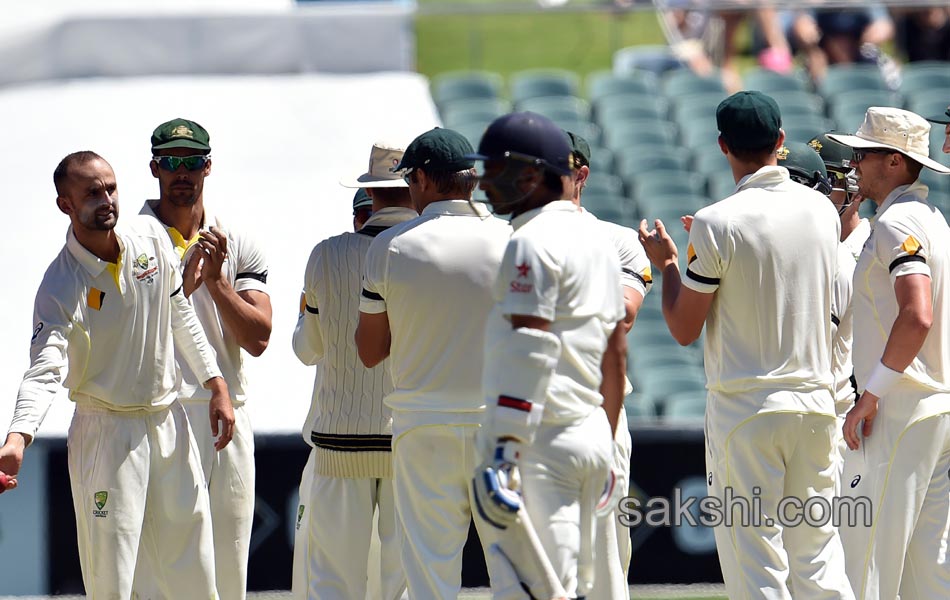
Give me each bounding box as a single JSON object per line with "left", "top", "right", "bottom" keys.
{"left": 66, "top": 226, "right": 124, "bottom": 277}
{"left": 363, "top": 206, "right": 418, "bottom": 228}
{"left": 734, "top": 165, "right": 789, "bottom": 194}
{"left": 141, "top": 199, "right": 211, "bottom": 234}
{"left": 510, "top": 200, "right": 577, "bottom": 231}
{"left": 871, "top": 180, "right": 930, "bottom": 224}
{"left": 420, "top": 199, "right": 492, "bottom": 218}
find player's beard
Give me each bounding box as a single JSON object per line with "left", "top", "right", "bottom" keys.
{"left": 78, "top": 199, "right": 118, "bottom": 231}
{"left": 167, "top": 181, "right": 199, "bottom": 207}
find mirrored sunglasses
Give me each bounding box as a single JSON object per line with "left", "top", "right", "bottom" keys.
{"left": 153, "top": 155, "right": 210, "bottom": 172}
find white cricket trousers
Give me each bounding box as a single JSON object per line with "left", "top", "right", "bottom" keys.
{"left": 291, "top": 448, "right": 405, "bottom": 600}
{"left": 68, "top": 401, "right": 216, "bottom": 599}
{"left": 839, "top": 388, "right": 950, "bottom": 600}
{"left": 520, "top": 409, "right": 613, "bottom": 598}
{"left": 705, "top": 406, "right": 854, "bottom": 600}
{"left": 589, "top": 410, "right": 632, "bottom": 600}
{"left": 392, "top": 424, "right": 500, "bottom": 599}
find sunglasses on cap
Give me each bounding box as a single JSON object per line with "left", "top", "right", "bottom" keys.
{"left": 153, "top": 155, "right": 210, "bottom": 172}
{"left": 851, "top": 148, "right": 892, "bottom": 163}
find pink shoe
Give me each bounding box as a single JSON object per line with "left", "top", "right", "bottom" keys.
{"left": 758, "top": 48, "right": 793, "bottom": 74}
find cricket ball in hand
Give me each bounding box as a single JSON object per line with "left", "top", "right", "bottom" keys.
{"left": 0, "top": 473, "right": 10, "bottom": 488}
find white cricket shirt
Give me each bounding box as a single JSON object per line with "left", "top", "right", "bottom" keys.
{"left": 683, "top": 166, "right": 839, "bottom": 417}
{"left": 360, "top": 200, "right": 511, "bottom": 434}
{"left": 294, "top": 207, "right": 417, "bottom": 477}
{"left": 852, "top": 181, "right": 950, "bottom": 397}
{"left": 832, "top": 242, "right": 857, "bottom": 414}
{"left": 485, "top": 201, "right": 625, "bottom": 425}
{"left": 140, "top": 200, "right": 268, "bottom": 406}
{"left": 843, "top": 218, "right": 871, "bottom": 262}
{"left": 581, "top": 208, "right": 653, "bottom": 299}
{"left": 10, "top": 219, "right": 221, "bottom": 440}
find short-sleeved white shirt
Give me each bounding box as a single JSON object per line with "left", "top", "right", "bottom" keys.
{"left": 360, "top": 200, "right": 511, "bottom": 428}
{"left": 843, "top": 218, "right": 871, "bottom": 262}
{"left": 581, "top": 208, "right": 653, "bottom": 299}
{"left": 485, "top": 201, "right": 625, "bottom": 425}
{"left": 852, "top": 181, "right": 950, "bottom": 396}
{"left": 832, "top": 242, "right": 857, "bottom": 414}
{"left": 682, "top": 166, "right": 839, "bottom": 417}
{"left": 140, "top": 200, "right": 268, "bottom": 404}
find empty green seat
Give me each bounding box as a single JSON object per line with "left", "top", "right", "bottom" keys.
{"left": 616, "top": 150, "right": 691, "bottom": 180}
{"left": 517, "top": 95, "right": 591, "bottom": 121}
{"left": 432, "top": 71, "right": 504, "bottom": 106}
{"left": 584, "top": 173, "right": 624, "bottom": 196}
{"left": 587, "top": 69, "right": 658, "bottom": 103}
{"left": 818, "top": 65, "right": 887, "bottom": 97}
{"left": 633, "top": 171, "right": 706, "bottom": 200}
{"left": 663, "top": 391, "right": 708, "bottom": 420}
{"left": 603, "top": 119, "right": 677, "bottom": 151}
{"left": 670, "top": 92, "right": 729, "bottom": 127}
{"left": 742, "top": 68, "right": 809, "bottom": 93}
{"left": 595, "top": 92, "right": 669, "bottom": 122}
{"left": 900, "top": 64, "right": 950, "bottom": 95}
{"left": 662, "top": 70, "right": 725, "bottom": 97}
{"left": 510, "top": 69, "right": 580, "bottom": 104}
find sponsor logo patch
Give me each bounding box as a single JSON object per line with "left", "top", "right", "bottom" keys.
{"left": 93, "top": 490, "right": 109, "bottom": 517}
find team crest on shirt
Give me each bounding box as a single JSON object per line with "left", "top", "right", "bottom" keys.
{"left": 133, "top": 253, "right": 159, "bottom": 285}
{"left": 93, "top": 490, "right": 109, "bottom": 517}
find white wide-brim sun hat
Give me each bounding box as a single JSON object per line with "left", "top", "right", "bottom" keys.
{"left": 340, "top": 142, "right": 409, "bottom": 188}
{"left": 828, "top": 106, "right": 950, "bottom": 175}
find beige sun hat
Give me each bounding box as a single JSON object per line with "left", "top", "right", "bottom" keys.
{"left": 339, "top": 142, "right": 409, "bottom": 188}
{"left": 827, "top": 107, "right": 950, "bottom": 175}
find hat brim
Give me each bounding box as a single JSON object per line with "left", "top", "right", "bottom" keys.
{"left": 827, "top": 133, "right": 950, "bottom": 175}
{"left": 152, "top": 139, "right": 211, "bottom": 152}
{"left": 339, "top": 174, "right": 408, "bottom": 189}
{"left": 926, "top": 112, "right": 950, "bottom": 125}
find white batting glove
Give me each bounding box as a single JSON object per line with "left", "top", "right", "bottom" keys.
{"left": 473, "top": 439, "right": 523, "bottom": 530}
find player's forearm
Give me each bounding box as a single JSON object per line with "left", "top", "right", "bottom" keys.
{"left": 600, "top": 322, "right": 628, "bottom": 435}
{"left": 171, "top": 293, "right": 223, "bottom": 384}
{"left": 204, "top": 279, "right": 271, "bottom": 356}
{"left": 621, "top": 287, "right": 643, "bottom": 332}
{"left": 659, "top": 262, "right": 700, "bottom": 346}
{"left": 881, "top": 307, "right": 932, "bottom": 372}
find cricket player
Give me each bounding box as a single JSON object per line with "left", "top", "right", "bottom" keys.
{"left": 638, "top": 92, "right": 853, "bottom": 599}
{"left": 291, "top": 143, "right": 416, "bottom": 600}
{"left": 0, "top": 151, "right": 233, "bottom": 598}
{"left": 135, "top": 118, "right": 272, "bottom": 600}
{"left": 925, "top": 105, "right": 950, "bottom": 154}
{"left": 778, "top": 142, "right": 858, "bottom": 492}
{"left": 808, "top": 132, "right": 870, "bottom": 260}
{"left": 565, "top": 130, "right": 651, "bottom": 600}
{"left": 469, "top": 112, "right": 625, "bottom": 598}
{"left": 831, "top": 107, "right": 950, "bottom": 600}
{"left": 355, "top": 127, "right": 512, "bottom": 598}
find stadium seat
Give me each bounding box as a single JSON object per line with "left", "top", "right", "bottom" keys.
{"left": 633, "top": 171, "right": 706, "bottom": 200}
{"left": 602, "top": 119, "right": 678, "bottom": 151}
{"left": 432, "top": 71, "right": 504, "bottom": 106}
{"left": 900, "top": 64, "right": 950, "bottom": 95}
{"left": 616, "top": 150, "right": 691, "bottom": 180}
{"left": 625, "top": 393, "right": 659, "bottom": 419}
{"left": 771, "top": 90, "right": 825, "bottom": 118}
{"left": 583, "top": 145, "right": 616, "bottom": 174}
{"left": 586, "top": 69, "right": 658, "bottom": 102}
{"left": 452, "top": 122, "right": 489, "bottom": 149}
{"left": 584, "top": 173, "right": 625, "bottom": 196}
{"left": 636, "top": 365, "right": 707, "bottom": 398}
{"left": 613, "top": 45, "right": 683, "bottom": 77}
{"left": 679, "top": 121, "right": 721, "bottom": 149}
{"left": 708, "top": 172, "right": 737, "bottom": 200}
{"left": 693, "top": 148, "right": 730, "bottom": 176}
{"left": 662, "top": 70, "right": 726, "bottom": 97}
{"left": 670, "top": 92, "right": 729, "bottom": 128}
{"left": 742, "top": 68, "right": 809, "bottom": 93}
{"left": 595, "top": 92, "right": 669, "bottom": 122}
{"left": 557, "top": 119, "right": 603, "bottom": 147}
{"left": 818, "top": 65, "right": 888, "bottom": 97}
{"left": 582, "top": 193, "right": 628, "bottom": 217}
{"left": 783, "top": 121, "right": 830, "bottom": 143}
{"left": 906, "top": 89, "right": 950, "bottom": 120}
{"left": 516, "top": 95, "right": 591, "bottom": 121}
{"left": 637, "top": 194, "right": 708, "bottom": 221}
{"left": 595, "top": 102, "right": 668, "bottom": 128}
{"left": 509, "top": 68, "right": 580, "bottom": 104}
{"left": 441, "top": 100, "right": 511, "bottom": 130}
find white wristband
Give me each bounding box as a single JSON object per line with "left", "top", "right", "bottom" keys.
{"left": 864, "top": 361, "right": 903, "bottom": 398}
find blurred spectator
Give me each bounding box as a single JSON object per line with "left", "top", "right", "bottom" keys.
{"left": 785, "top": 5, "right": 895, "bottom": 83}
{"left": 895, "top": 8, "right": 950, "bottom": 62}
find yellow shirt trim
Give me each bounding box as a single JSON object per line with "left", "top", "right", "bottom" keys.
{"left": 168, "top": 227, "right": 202, "bottom": 260}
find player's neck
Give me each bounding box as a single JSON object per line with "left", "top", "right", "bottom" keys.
{"left": 155, "top": 198, "right": 205, "bottom": 239}
{"left": 73, "top": 226, "right": 120, "bottom": 263}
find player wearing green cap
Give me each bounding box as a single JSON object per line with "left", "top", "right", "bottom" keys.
{"left": 639, "top": 92, "right": 852, "bottom": 599}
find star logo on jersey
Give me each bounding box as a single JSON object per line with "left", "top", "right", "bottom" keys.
{"left": 808, "top": 139, "right": 822, "bottom": 153}
{"left": 93, "top": 490, "right": 109, "bottom": 517}
{"left": 516, "top": 262, "right": 531, "bottom": 278}
{"left": 776, "top": 145, "right": 790, "bottom": 160}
